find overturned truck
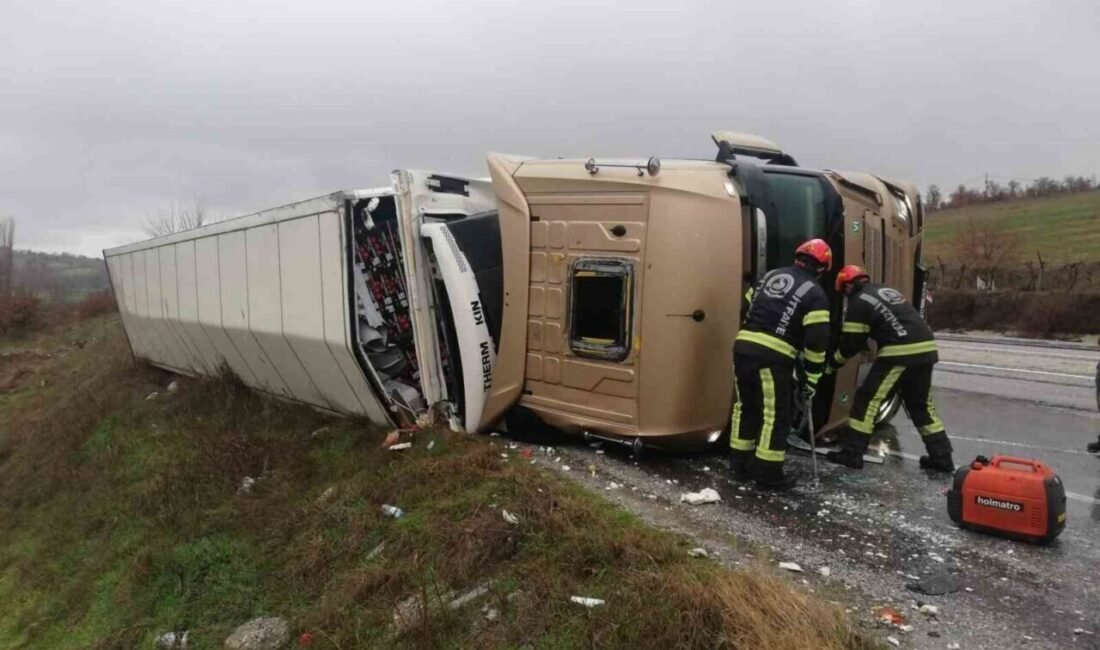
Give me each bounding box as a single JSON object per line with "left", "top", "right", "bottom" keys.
{"left": 104, "top": 133, "right": 925, "bottom": 450}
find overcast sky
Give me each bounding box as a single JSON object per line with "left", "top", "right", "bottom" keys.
{"left": 2, "top": 0, "right": 1097, "bottom": 257}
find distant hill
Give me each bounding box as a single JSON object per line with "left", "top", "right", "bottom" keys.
{"left": 12, "top": 250, "right": 109, "bottom": 302}
{"left": 924, "top": 190, "right": 1100, "bottom": 263}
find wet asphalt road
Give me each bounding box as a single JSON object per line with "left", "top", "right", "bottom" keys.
{"left": 523, "top": 335, "right": 1100, "bottom": 649}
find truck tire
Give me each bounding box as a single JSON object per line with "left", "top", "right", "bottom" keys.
{"left": 875, "top": 392, "right": 902, "bottom": 426}
{"left": 1095, "top": 361, "right": 1099, "bottom": 412}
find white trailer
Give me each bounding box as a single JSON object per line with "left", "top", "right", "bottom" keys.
{"left": 104, "top": 170, "right": 500, "bottom": 430}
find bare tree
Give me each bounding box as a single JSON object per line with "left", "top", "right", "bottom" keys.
{"left": 925, "top": 185, "right": 943, "bottom": 211}
{"left": 954, "top": 218, "right": 1021, "bottom": 290}
{"left": 143, "top": 200, "right": 213, "bottom": 237}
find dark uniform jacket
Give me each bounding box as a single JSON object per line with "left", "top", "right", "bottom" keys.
{"left": 832, "top": 281, "right": 938, "bottom": 368}
{"left": 734, "top": 265, "right": 830, "bottom": 386}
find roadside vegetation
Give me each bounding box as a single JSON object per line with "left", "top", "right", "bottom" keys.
{"left": 0, "top": 317, "right": 872, "bottom": 649}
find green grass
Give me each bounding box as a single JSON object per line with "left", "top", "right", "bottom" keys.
{"left": 924, "top": 190, "right": 1100, "bottom": 263}
{"left": 0, "top": 318, "right": 872, "bottom": 649}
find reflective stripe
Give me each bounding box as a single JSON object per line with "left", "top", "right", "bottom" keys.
{"left": 850, "top": 366, "right": 904, "bottom": 434}
{"left": 833, "top": 350, "right": 847, "bottom": 365}
{"left": 803, "top": 310, "right": 831, "bottom": 326}
{"left": 736, "top": 330, "right": 797, "bottom": 358}
{"left": 842, "top": 321, "right": 871, "bottom": 333}
{"left": 803, "top": 348, "right": 826, "bottom": 364}
{"left": 879, "top": 340, "right": 937, "bottom": 357}
{"left": 919, "top": 394, "right": 946, "bottom": 435}
{"left": 730, "top": 393, "right": 755, "bottom": 451}
{"left": 744, "top": 287, "right": 754, "bottom": 303}
{"left": 755, "top": 368, "right": 785, "bottom": 462}
{"left": 804, "top": 371, "right": 822, "bottom": 387}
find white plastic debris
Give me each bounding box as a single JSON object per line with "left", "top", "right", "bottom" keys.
{"left": 381, "top": 504, "right": 405, "bottom": 518}
{"left": 898, "top": 624, "right": 914, "bottom": 633}
{"left": 154, "top": 630, "right": 189, "bottom": 649}
{"left": 237, "top": 476, "right": 256, "bottom": 495}
{"left": 310, "top": 426, "right": 330, "bottom": 439}
{"left": 145, "top": 391, "right": 159, "bottom": 400}
{"left": 570, "top": 596, "right": 605, "bottom": 608}
{"left": 427, "top": 440, "right": 435, "bottom": 450}
{"left": 688, "top": 548, "right": 709, "bottom": 558}
{"left": 502, "top": 509, "right": 519, "bottom": 525}
{"left": 1074, "top": 628, "right": 1093, "bottom": 635}
{"left": 316, "top": 486, "right": 335, "bottom": 503}
{"left": 605, "top": 482, "right": 622, "bottom": 491}
{"left": 561, "top": 465, "right": 571, "bottom": 472}
{"left": 388, "top": 442, "right": 412, "bottom": 451}
{"left": 818, "top": 566, "right": 831, "bottom": 577}
{"left": 947, "top": 644, "right": 961, "bottom": 649}
{"left": 778, "top": 562, "right": 803, "bottom": 573}
{"left": 679, "top": 488, "right": 721, "bottom": 505}
{"left": 886, "top": 636, "right": 900, "bottom": 647}
{"left": 166, "top": 380, "right": 179, "bottom": 393}
{"left": 919, "top": 604, "right": 939, "bottom": 617}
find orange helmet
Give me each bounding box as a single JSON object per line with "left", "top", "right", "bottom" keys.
{"left": 835, "top": 264, "right": 870, "bottom": 293}
{"left": 794, "top": 238, "right": 833, "bottom": 271}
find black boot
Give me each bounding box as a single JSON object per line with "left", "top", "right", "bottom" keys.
{"left": 729, "top": 450, "right": 753, "bottom": 482}
{"left": 825, "top": 430, "right": 865, "bottom": 469}
{"left": 1088, "top": 436, "right": 1100, "bottom": 454}
{"left": 920, "top": 433, "right": 956, "bottom": 473}
{"left": 754, "top": 459, "right": 798, "bottom": 491}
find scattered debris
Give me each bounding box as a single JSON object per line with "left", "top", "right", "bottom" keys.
{"left": 382, "top": 431, "right": 402, "bottom": 447}
{"left": 561, "top": 465, "right": 571, "bottom": 472}
{"left": 519, "top": 448, "right": 533, "bottom": 459}
{"left": 393, "top": 585, "right": 491, "bottom": 634}
{"left": 928, "top": 631, "right": 941, "bottom": 638}
{"left": 388, "top": 442, "right": 413, "bottom": 451}
{"left": 818, "top": 566, "right": 831, "bottom": 577}
{"left": 502, "top": 509, "right": 519, "bottom": 525}
{"left": 688, "top": 548, "right": 709, "bottom": 558}
{"left": 947, "top": 643, "right": 961, "bottom": 649}
{"left": 778, "top": 562, "right": 803, "bottom": 573}
{"left": 224, "top": 617, "right": 289, "bottom": 650}
{"left": 680, "top": 488, "right": 721, "bottom": 505}
{"left": 874, "top": 606, "right": 907, "bottom": 626}
{"left": 906, "top": 569, "right": 959, "bottom": 596}
{"left": 1074, "top": 628, "right": 1093, "bottom": 636}
{"left": 316, "top": 487, "right": 336, "bottom": 504}
{"left": 366, "top": 541, "right": 386, "bottom": 560}
{"left": 898, "top": 624, "right": 914, "bottom": 633}
{"left": 309, "top": 426, "right": 329, "bottom": 439}
{"left": 570, "top": 596, "right": 605, "bottom": 608}
{"left": 154, "top": 630, "right": 189, "bottom": 649}
{"left": 587, "top": 463, "right": 597, "bottom": 477}
{"left": 918, "top": 604, "right": 939, "bottom": 617}
{"left": 145, "top": 391, "right": 159, "bottom": 400}
{"left": 166, "top": 380, "right": 179, "bottom": 393}
{"left": 483, "top": 606, "right": 500, "bottom": 622}
{"left": 427, "top": 440, "right": 435, "bottom": 450}
{"left": 237, "top": 476, "right": 257, "bottom": 496}
{"left": 886, "top": 636, "right": 900, "bottom": 647}
{"left": 381, "top": 504, "right": 405, "bottom": 518}
{"left": 297, "top": 631, "right": 314, "bottom": 646}
{"left": 605, "top": 482, "right": 622, "bottom": 491}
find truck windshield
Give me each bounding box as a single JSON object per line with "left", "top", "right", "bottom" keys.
{"left": 763, "top": 172, "right": 828, "bottom": 269}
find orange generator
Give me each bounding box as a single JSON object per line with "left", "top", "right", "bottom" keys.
{"left": 947, "top": 455, "right": 1066, "bottom": 544}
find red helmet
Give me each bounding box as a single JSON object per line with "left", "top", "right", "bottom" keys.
{"left": 835, "top": 264, "right": 870, "bottom": 292}
{"left": 794, "top": 238, "right": 833, "bottom": 271}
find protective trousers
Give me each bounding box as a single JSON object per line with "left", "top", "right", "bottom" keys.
{"left": 729, "top": 355, "right": 794, "bottom": 466}
{"left": 847, "top": 360, "right": 952, "bottom": 457}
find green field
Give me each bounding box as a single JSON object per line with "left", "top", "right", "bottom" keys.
{"left": 924, "top": 190, "right": 1100, "bottom": 263}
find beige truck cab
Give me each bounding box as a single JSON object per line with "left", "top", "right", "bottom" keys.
{"left": 482, "top": 133, "right": 925, "bottom": 451}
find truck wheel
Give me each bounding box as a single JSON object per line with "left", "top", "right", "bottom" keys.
{"left": 1094, "top": 361, "right": 1099, "bottom": 412}
{"left": 875, "top": 392, "right": 902, "bottom": 426}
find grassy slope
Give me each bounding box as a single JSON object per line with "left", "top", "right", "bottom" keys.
{"left": 0, "top": 318, "right": 871, "bottom": 649}
{"left": 924, "top": 190, "right": 1100, "bottom": 263}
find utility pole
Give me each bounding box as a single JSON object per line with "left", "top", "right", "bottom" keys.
{"left": 0, "top": 218, "right": 13, "bottom": 301}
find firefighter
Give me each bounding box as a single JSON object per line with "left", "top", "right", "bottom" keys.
{"left": 825, "top": 265, "right": 955, "bottom": 472}
{"left": 729, "top": 239, "right": 832, "bottom": 490}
